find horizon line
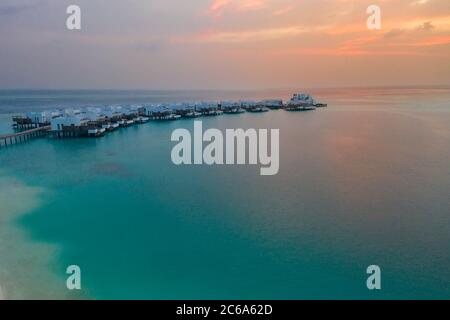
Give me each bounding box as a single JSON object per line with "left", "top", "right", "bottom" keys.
{"left": 1, "top": 84, "right": 450, "bottom": 92}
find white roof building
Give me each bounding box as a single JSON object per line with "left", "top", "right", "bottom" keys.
{"left": 51, "top": 115, "right": 88, "bottom": 131}
{"left": 25, "top": 111, "right": 51, "bottom": 124}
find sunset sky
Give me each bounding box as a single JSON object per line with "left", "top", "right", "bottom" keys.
{"left": 1, "top": 0, "right": 449, "bottom": 89}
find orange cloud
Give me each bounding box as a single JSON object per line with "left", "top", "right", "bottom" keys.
{"left": 272, "top": 5, "right": 293, "bottom": 16}
{"left": 173, "top": 25, "right": 312, "bottom": 43}
{"left": 205, "top": 0, "right": 266, "bottom": 18}
{"left": 207, "top": 0, "right": 230, "bottom": 16}
{"left": 270, "top": 46, "right": 435, "bottom": 57}
{"left": 412, "top": 35, "right": 450, "bottom": 46}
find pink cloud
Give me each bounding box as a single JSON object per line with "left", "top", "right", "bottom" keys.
{"left": 412, "top": 35, "right": 450, "bottom": 46}
{"left": 272, "top": 5, "right": 293, "bottom": 16}
{"left": 205, "top": 0, "right": 267, "bottom": 18}
{"left": 206, "top": 0, "right": 231, "bottom": 17}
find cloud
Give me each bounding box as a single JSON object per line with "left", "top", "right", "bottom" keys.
{"left": 172, "top": 25, "right": 313, "bottom": 43}
{"left": 0, "top": 4, "right": 32, "bottom": 16}
{"left": 132, "top": 39, "right": 165, "bottom": 52}
{"left": 272, "top": 5, "right": 293, "bottom": 16}
{"left": 410, "top": 0, "right": 430, "bottom": 6}
{"left": 206, "top": 0, "right": 230, "bottom": 17}
{"left": 416, "top": 21, "right": 435, "bottom": 31}
{"left": 412, "top": 35, "right": 450, "bottom": 46}
{"left": 205, "top": 0, "right": 267, "bottom": 18}
{"left": 384, "top": 28, "right": 406, "bottom": 38}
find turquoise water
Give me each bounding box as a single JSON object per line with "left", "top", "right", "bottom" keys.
{"left": 0, "top": 88, "right": 449, "bottom": 299}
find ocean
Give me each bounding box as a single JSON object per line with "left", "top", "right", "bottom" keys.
{"left": 0, "top": 87, "right": 449, "bottom": 299}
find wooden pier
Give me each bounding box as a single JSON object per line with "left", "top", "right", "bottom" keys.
{"left": 0, "top": 125, "right": 51, "bottom": 148}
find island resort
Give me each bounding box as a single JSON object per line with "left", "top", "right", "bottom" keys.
{"left": 0, "top": 93, "right": 326, "bottom": 147}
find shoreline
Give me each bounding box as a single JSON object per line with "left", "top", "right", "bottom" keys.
{"left": 0, "top": 172, "right": 66, "bottom": 299}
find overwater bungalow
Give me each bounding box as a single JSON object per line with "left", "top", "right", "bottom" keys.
{"left": 170, "top": 103, "right": 201, "bottom": 118}
{"left": 221, "top": 101, "right": 245, "bottom": 114}
{"left": 263, "top": 99, "right": 284, "bottom": 109}
{"left": 196, "top": 102, "right": 223, "bottom": 116}
{"left": 240, "top": 100, "right": 258, "bottom": 110}
{"left": 87, "top": 127, "right": 106, "bottom": 137}
{"left": 140, "top": 104, "right": 156, "bottom": 117}
{"left": 49, "top": 108, "right": 107, "bottom": 138}
{"left": 145, "top": 105, "right": 181, "bottom": 120}
{"left": 64, "top": 108, "right": 83, "bottom": 117}
{"left": 241, "top": 100, "right": 269, "bottom": 113}
{"left": 135, "top": 115, "right": 150, "bottom": 124}
{"left": 6, "top": 93, "right": 329, "bottom": 145}
{"left": 101, "top": 107, "right": 123, "bottom": 130}
{"left": 247, "top": 106, "right": 269, "bottom": 113}
{"left": 12, "top": 115, "right": 33, "bottom": 129}
{"left": 50, "top": 114, "right": 88, "bottom": 137}
{"left": 27, "top": 111, "right": 52, "bottom": 125}
{"left": 13, "top": 111, "right": 52, "bottom": 130}
{"left": 83, "top": 109, "right": 113, "bottom": 131}
{"left": 114, "top": 106, "right": 137, "bottom": 126}
{"left": 122, "top": 105, "right": 149, "bottom": 124}
{"left": 285, "top": 93, "right": 317, "bottom": 111}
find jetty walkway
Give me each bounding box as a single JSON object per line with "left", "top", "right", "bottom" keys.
{"left": 0, "top": 125, "right": 51, "bottom": 148}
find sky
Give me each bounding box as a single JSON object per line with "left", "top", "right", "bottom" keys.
{"left": 0, "top": 0, "right": 449, "bottom": 90}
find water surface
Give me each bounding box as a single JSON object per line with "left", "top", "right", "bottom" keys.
{"left": 0, "top": 88, "right": 449, "bottom": 299}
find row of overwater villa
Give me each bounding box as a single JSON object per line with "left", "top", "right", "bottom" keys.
{"left": 5, "top": 93, "right": 327, "bottom": 143}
